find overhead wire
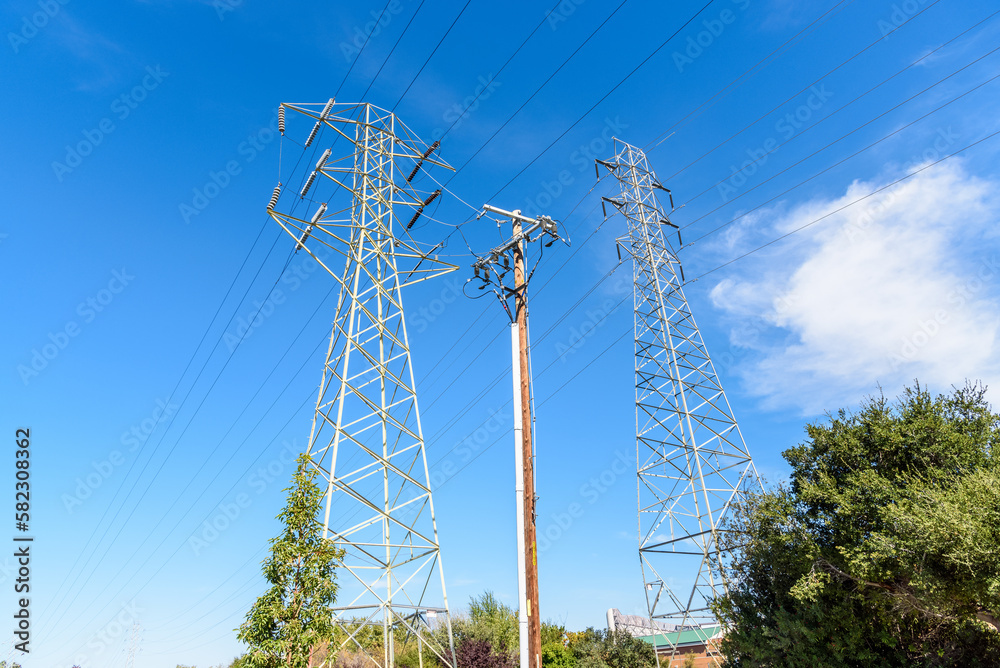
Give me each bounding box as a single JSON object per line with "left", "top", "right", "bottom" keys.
{"left": 682, "top": 69, "right": 1000, "bottom": 246}
{"left": 659, "top": 0, "right": 945, "bottom": 181}
{"left": 675, "top": 13, "right": 1000, "bottom": 218}
{"left": 50, "top": 0, "right": 988, "bottom": 652}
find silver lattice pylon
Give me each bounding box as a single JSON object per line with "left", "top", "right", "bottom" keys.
{"left": 599, "top": 139, "right": 760, "bottom": 663}
{"left": 267, "top": 102, "right": 457, "bottom": 668}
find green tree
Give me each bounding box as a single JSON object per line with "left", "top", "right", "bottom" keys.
{"left": 541, "top": 641, "right": 576, "bottom": 667}
{"left": 237, "top": 454, "right": 345, "bottom": 668}
{"left": 567, "top": 627, "right": 655, "bottom": 668}
{"left": 714, "top": 383, "right": 1000, "bottom": 667}
{"left": 541, "top": 621, "right": 568, "bottom": 646}
{"left": 541, "top": 621, "right": 574, "bottom": 668}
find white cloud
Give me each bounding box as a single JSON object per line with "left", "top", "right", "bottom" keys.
{"left": 708, "top": 160, "right": 1000, "bottom": 414}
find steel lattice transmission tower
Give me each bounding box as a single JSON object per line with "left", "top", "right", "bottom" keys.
{"left": 125, "top": 621, "right": 141, "bottom": 668}
{"left": 599, "top": 139, "right": 760, "bottom": 656}
{"left": 267, "top": 101, "right": 458, "bottom": 667}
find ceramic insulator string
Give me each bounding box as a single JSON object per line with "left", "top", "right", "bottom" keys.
{"left": 267, "top": 184, "right": 281, "bottom": 210}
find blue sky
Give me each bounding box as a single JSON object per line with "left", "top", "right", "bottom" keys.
{"left": 2, "top": 0, "right": 999, "bottom": 665}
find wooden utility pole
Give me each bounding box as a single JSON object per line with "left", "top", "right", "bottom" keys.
{"left": 472, "top": 205, "right": 562, "bottom": 668}
{"left": 511, "top": 217, "right": 541, "bottom": 668}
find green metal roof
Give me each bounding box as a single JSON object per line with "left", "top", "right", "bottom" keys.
{"left": 638, "top": 625, "right": 720, "bottom": 649}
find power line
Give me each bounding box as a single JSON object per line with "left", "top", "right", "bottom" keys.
{"left": 391, "top": 0, "right": 475, "bottom": 111}
{"left": 660, "top": 0, "right": 944, "bottom": 181}
{"left": 688, "top": 128, "right": 1000, "bottom": 282}
{"left": 643, "top": 0, "right": 858, "bottom": 150}
{"left": 336, "top": 0, "right": 397, "bottom": 97}
{"left": 677, "top": 14, "right": 1000, "bottom": 216}
{"left": 683, "top": 69, "right": 1000, "bottom": 246}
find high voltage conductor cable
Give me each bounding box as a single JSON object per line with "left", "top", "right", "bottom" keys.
{"left": 434, "top": 312, "right": 635, "bottom": 486}
{"left": 443, "top": 0, "right": 632, "bottom": 181}
{"left": 417, "top": 178, "right": 611, "bottom": 393}
{"left": 676, "top": 21, "right": 1000, "bottom": 214}
{"left": 335, "top": 0, "right": 396, "bottom": 98}
{"left": 47, "top": 155, "right": 320, "bottom": 636}
{"left": 688, "top": 128, "right": 1000, "bottom": 282}
{"left": 63, "top": 283, "right": 339, "bottom": 635}
{"left": 682, "top": 71, "right": 1000, "bottom": 246}
{"left": 64, "top": 121, "right": 600, "bottom": 648}
{"left": 39, "top": 231, "right": 290, "bottom": 635}
{"left": 434, "top": 0, "right": 566, "bottom": 142}
{"left": 45, "top": 127, "right": 327, "bottom": 633}
{"left": 152, "top": 551, "right": 267, "bottom": 638}
{"left": 153, "top": 544, "right": 267, "bottom": 633}
{"left": 75, "top": 178, "right": 598, "bottom": 655}
{"left": 479, "top": 0, "right": 719, "bottom": 204}
{"left": 55, "top": 382, "right": 320, "bottom": 662}
{"left": 43, "top": 131, "right": 321, "bottom": 627}
{"left": 434, "top": 0, "right": 856, "bottom": 252}
{"left": 419, "top": 186, "right": 608, "bottom": 394}
{"left": 420, "top": 190, "right": 610, "bottom": 403}
{"left": 154, "top": 566, "right": 268, "bottom": 642}
{"left": 356, "top": 0, "right": 428, "bottom": 102}
{"left": 38, "top": 217, "right": 271, "bottom": 619}
{"left": 53, "top": 272, "right": 341, "bottom": 646}
{"left": 643, "top": 0, "right": 857, "bottom": 151}
{"left": 49, "top": 256, "right": 303, "bottom": 638}
{"left": 660, "top": 0, "right": 944, "bottom": 179}
{"left": 68, "top": 213, "right": 592, "bottom": 648}
{"left": 391, "top": 0, "right": 474, "bottom": 112}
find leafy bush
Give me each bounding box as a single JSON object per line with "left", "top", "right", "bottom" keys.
{"left": 454, "top": 638, "right": 516, "bottom": 668}
{"left": 567, "top": 628, "right": 655, "bottom": 668}
{"left": 541, "top": 641, "right": 576, "bottom": 667}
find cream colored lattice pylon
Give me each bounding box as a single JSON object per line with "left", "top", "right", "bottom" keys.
{"left": 268, "top": 101, "right": 457, "bottom": 668}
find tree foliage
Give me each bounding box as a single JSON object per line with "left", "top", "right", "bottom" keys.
{"left": 237, "top": 454, "right": 344, "bottom": 668}
{"left": 715, "top": 382, "right": 1000, "bottom": 666}
{"left": 541, "top": 641, "right": 576, "bottom": 668}
{"left": 566, "top": 627, "right": 655, "bottom": 668}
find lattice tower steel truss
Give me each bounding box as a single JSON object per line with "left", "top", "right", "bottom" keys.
{"left": 600, "top": 139, "right": 760, "bottom": 662}
{"left": 125, "top": 622, "right": 141, "bottom": 668}
{"left": 267, "top": 102, "right": 457, "bottom": 668}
